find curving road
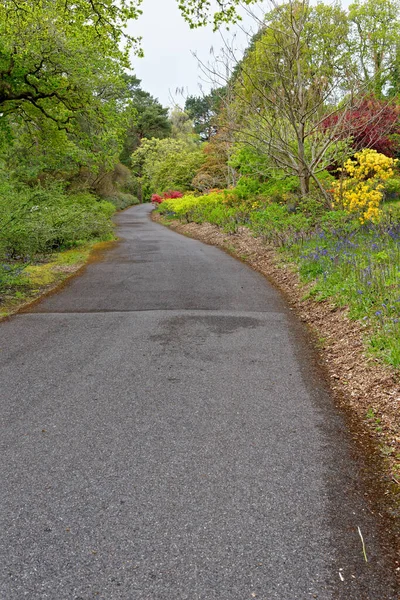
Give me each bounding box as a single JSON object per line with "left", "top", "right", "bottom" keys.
{"left": 0, "top": 204, "right": 398, "bottom": 599}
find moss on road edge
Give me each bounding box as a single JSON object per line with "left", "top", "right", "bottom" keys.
{"left": 0, "top": 239, "right": 117, "bottom": 321}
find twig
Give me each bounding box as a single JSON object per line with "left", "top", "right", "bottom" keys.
{"left": 358, "top": 526, "right": 368, "bottom": 563}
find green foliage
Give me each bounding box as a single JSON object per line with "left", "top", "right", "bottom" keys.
{"left": 120, "top": 76, "right": 171, "bottom": 167}
{"left": 185, "top": 91, "right": 221, "bottom": 140}
{"left": 261, "top": 177, "right": 301, "bottom": 201}
{"left": 0, "top": 0, "right": 141, "bottom": 123}
{"left": 169, "top": 108, "right": 196, "bottom": 141}
{"left": 289, "top": 219, "right": 400, "bottom": 367}
{"left": 177, "top": 0, "right": 257, "bottom": 29}
{"left": 349, "top": 0, "right": 400, "bottom": 96}
{"left": 384, "top": 177, "right": 400, "bottom": 202}
{"left": 0, "top": 180, "right": 115, "bottom": 260}
{"left": 131, "top": 138, "right": 205, "bottom": 200}
{"left": 229, "top": 144, "right": 273, "bottom": 180}
{"left": 105, "top": 193, "right": 139, "bottom": 211}
{"left": 228, "top": 0, "right": 352, "bottom": 196}
{"left": 234, "top": 177, "right": 267, "bottom": 199}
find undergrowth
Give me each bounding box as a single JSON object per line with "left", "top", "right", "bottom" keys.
{"left": 0, "top": 178, "right": 121, "bottom": 309}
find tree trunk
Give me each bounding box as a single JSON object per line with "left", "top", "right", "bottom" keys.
{"left": 299, "top": 172, "right": 310, "bottom": 197}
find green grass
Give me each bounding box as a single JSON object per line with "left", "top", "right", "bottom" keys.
{"left": 286, "top": 222, "right": 400, "bottom": 367}
{"left": 0, "top": 237, "right": 114, "bottom": 318}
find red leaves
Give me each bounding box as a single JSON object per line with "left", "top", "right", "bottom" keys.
{"left": 164, "top": 190, "right": 184, "bottom": 199}
{"left": 323, "top": 96, "right": 400, "bottom": 157}
{"left": 151, "top": 191, "right": 183, "bottom": 203}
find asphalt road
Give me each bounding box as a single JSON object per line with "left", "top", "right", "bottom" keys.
{"left": 0, "top": 204, "right": 398, "bottom": 599}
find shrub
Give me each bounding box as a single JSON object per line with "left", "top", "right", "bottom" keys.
{"left": 384, "top": 177, "right": 400, "bottom": 202}
{"left": 332, "top": 149, "right": 398, "bottom": 222}
{"left": 151, "top": 190, "right": 184, "bottom": 204}
{"left": 163, "top": 190, "right": 184, "bottom": 199}
{"left": 0, "top": 181, "right": 115, "bottom": 260}
{"left": 105, "top": 193, "right": 139, "bottom": 210}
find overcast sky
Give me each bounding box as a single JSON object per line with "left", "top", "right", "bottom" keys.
{"left": 127, "top": 0, "right": 265, "bottom": 108}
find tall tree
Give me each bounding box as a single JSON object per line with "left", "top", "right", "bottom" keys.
{"left": 131, "top": 137, "right": 205, "bottom": 200}
{"left": 120, "top": 76, "right": 171, "bottom": 167}
{"left": 185, "top": 91, "right": 221, "bottom": 141}
{"left": 205, "top": 0, "right": 366, "bottom": 199}
{"left": 0, "top": 0, "right": 141, "bottom": 127}
{"left": 349, "top": 0, "right": 400, "bottom": 97}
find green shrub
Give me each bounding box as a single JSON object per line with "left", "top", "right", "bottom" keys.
{"left": 0, "top": 181, "right": 115, "bottom": 259}
{"left": 384, "top": 177, "right": 400, "bottom": 202}
{"left": 262, "top": 175, "right": 300, "bottom": 200}
{"left": 104, "top": 193, "right": 139, "bottom": 210}
{"left": 234, "top": 177, "right": 265, "bottom": 199}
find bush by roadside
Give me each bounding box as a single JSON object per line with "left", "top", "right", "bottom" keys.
{"left": 0, "top": 178, "right": 134, "bottom": 312}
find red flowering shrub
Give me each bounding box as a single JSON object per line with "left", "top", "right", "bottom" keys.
{"left": 323, "top": 96, "right": 400, "bottom": 157}
{"left": 151, "top": 190, "right": 183, "bottom": 203}
{"left": 163, "top": 190, "right": 183, "bottom": 199}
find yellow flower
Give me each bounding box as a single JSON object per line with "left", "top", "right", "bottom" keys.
{"left": 332, "top": 149, "right": 395, "bottom": 222}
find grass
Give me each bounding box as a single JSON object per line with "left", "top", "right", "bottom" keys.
{"left": 0, "top": 237, "right": 114, "bottom": 318}
{"left": 286, "top": 221, "right": 400, "bottom": 367}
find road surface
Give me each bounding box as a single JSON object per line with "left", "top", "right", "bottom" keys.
{"left": 0, "top": 204, "right": 398, "bottom": 599}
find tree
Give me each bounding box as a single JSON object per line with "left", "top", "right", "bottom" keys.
{"left": 349, "top": 0, "right": 400, "bottom": 97}
{"left": 185, "top": 91, "right": 221, "bottom": 141}
{"left": 131, "top": 138, "right": 205, "bottom": 200}
{"left": 192, "top": 134, "right": 234, "bottom": 191}
{"left": 0, "top": 0, "right": 141, "bottom": 127}
{"left": 205, "top": 0, "right": 367, "bottom": 199}
{"left": 120, "top": 76, "right": 171, "bottom": 167}
{"left": 323, "top": 96, "right": 400, "bottom": 157}
{"left": 169, "top": 108, "right": 195, "bottom": 141}
{"left": 0, "top": 0, "right": 259, "bottom": 133}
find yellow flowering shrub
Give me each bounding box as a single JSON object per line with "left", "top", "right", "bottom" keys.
{"left": 332, "top": 149, "right": 398, "bottom": 222}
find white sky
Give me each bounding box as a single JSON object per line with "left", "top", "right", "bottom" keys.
{"left": 127, "top": 0, "right": 350, "bottom": 108}
{"left": 127, "top": 0, "right": 265, "bottom": 107}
